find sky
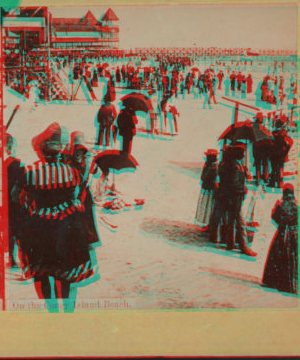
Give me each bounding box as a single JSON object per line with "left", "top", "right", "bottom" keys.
{"left": 49, "top": 5, "right": 297, "bottom": 51}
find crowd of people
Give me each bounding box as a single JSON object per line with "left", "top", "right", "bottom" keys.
{"left": 5, "top": 51, "right": 298, "bottom": 166}
{"left": 194, "top": 120, "right": 297, "bottom": 293}
{"left": 251, "top": 112, "right": 294, "bottom": 187}
{"left": 6, "top": 52, "right": 298, "bottom": 134}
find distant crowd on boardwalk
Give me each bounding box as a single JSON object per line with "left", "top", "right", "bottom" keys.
{"left": 6, "top": 51, "right": 297, "bottom": 149}
{"left": 6, "top": 52, "right": 297, "bottom": 113}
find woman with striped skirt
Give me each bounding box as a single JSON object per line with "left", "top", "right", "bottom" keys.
{"left": 19, "top": 123, "right": 100, "bottom": 312}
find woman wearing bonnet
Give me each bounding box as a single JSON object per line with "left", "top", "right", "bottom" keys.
{"left": 19, "top": 123, "right": 99, "bottom": 312}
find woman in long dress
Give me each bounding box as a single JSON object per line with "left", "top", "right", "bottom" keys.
{"left": 68, "top": 131, "right": 105, "bottom": 246}
{"left": 25, "top": 80, "right": 40, "bottom": 108}
{"left": 19, "top": 123, "right": 99, "bottom": 312}
{"left": 68, "top": 65, "right": 75, "bottom": 100}
{"left": 246, "top": 74, "right": 253, "bottom": 94}
{"left": 262, "top": 183, "right": 298, "bottom": 294}
{"left": 195, "top": 149, "right": 218, "bottom": 227}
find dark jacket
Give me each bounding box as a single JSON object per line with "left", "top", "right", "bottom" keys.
{"left": 219, "top": 159, "right": 247, "bottom": 196}
{"left": 117, "top": 110, "right": 137, "bottom": 137}
{"left": 5, "top": 157, "right": 25, "bottom": 236}
{"left": 5, "top": 157, "right": 25, "bottom": 208}
{"left": 272, "top": 128, "right": 292, "bottom": 159}
{"left": 201, "top": 162, "right": 218, "bottom": 190}
{"left": 97, "top": 103, "right": 117, "bottom": 127}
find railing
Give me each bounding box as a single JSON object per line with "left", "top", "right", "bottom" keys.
{"left": 5, "top": 67, "right": 48, "bottom": 100}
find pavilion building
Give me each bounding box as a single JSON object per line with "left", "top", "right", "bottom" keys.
{"left": 50, "top": 8, "right": 119, "bottom": 51}
{"left": 2, "top": 7, "right": 120, "bottom": 55}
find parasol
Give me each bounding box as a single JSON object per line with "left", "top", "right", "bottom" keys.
{"left": 218, "top": 120, "right": 274, "bottom": 143}
{"left": 120, "top": 92, "right": 154, "bottom": 116}
{"left": 94, "top": 150, "right": 139, "bottom": 194}
{"left": 94, "top": 150, "right": 138, "bottom": 173}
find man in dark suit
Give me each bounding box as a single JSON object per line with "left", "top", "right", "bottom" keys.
{"left": 95, "top": 98, "right": 117, "bottom": 148}
{"left": 219, "top": 142, "right": 257, "bottom": 256}
{"left": 268, "top": 118, "right": 293, "bottom": 188}
{"left": 4, "top": 134, "right": 25, "bottom": 267}
{"left": 252, "top": 112, "right": 272, "bottom": 184}
{"left": 206, "top": 146, "right": 232, "bottom": 243}
{"left": 116, "top": 106, "right": 138, "bottom": 154}
{"left": 230, "top": 72, "right": 236, "bottom": 96}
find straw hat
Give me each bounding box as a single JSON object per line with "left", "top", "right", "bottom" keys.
{"left": 69, "top": 131, "right": 90, "bottom": 154}
{"left": 32, "top": 122, "right": 69, "bottom": 156}
{"left": 204, "top": 149, "right": 219, "bottom": 157}
{"left": 255, "top": 112, "right": 264, "bottom": 123}
{"left": 231, "top": 141, "right": 247, "bottom": 150}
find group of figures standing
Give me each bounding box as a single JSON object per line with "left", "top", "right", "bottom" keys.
{"left": 195, "top": 133, "right": 297, "bottom": 295}
{"left": 252, "top": 112, "right": 293, "bottom": 188}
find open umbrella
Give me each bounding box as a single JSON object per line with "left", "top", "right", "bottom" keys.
{"left": 219, "top": 120, "right": 274, "bottom": 143}
{"left": 191, "top": 67, "right": 200, "bottom": 72}
{"left": 94, "top": 150, "right": 138, "bottom": 173}
{"left": 94, "top": 150, "right": 139, "bottom": 194}
{"left": 120, "top": 92, "right": 154, "bottom": 115}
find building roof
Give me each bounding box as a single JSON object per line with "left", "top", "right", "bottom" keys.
{"left": 51, "top": 9, "right": 119, "bottom": 32}
{"left": 55, "top": 31, "right": 102, "bottom": 37}
{"left": 102, "top": 8, "right": 119, "bottom": 22}
{"left": 52, "top": 18, "right": 80, "bottom": 25}
{"left": 51, "top": 9, "right": 119, "bottom": 26}
{"left": 79, "top": 10, "right": 98, "bottom": 26}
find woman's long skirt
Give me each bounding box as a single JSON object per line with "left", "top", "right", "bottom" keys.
{"left": 195, "top": 189, "right": 215, "bottom": 226}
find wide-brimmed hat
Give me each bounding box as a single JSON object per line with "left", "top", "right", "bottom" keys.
{"left": 32, "top": 122, "right": 69, "bottom": 156}
{"left": 283, "top": 183, "right": 294, "bottom": 196}
{"left": 70, "top": 131, "right": 90, "bottom": 154}
{"left": 255, "top": 111, "right": 264, "bottom": 120}
{"left": 5, "top": 133, "right": 16, "bottom": 148}
{"left": 231, "top": 141, "right": 247, "bottom": 150}
{"left": 275, "top": 117, "right": 286, "bottom": 128}
{"left": 277, "top": 114, "right": 288, "bottom": 126}
{"left": 205, "top": 149, "right": 219, "bottom": 157}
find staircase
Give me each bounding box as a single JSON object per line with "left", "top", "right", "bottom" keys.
{"left": 49, "top": 72, "right": 68, "bottom": 101}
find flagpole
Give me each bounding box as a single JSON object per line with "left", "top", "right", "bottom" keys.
{"left": 47, "top": 9, "right": 51, "bottom": 101}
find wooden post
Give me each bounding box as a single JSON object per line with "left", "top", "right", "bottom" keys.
{"left": 245, "top": 139, "right": 248, "bottom": 170}
{"left": 289, "top": 106, "right": 294, "bottom": 124}
{"left": 223, "top": 138, "right": 227, "bottom": 151}
{"left": 221, "top": 96, "right": 260, "bottom": 127}
{"left": 6, "top": 105, "right": 20, "bottom": 130}
{"left": 110, "top": 169, "right": 116, "bottom": 193}
{"left": 234, "top": 103, "right": 239, "bottom": 125}
{"left": 47, "top": 10, "right": 51, "bottom": 102}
